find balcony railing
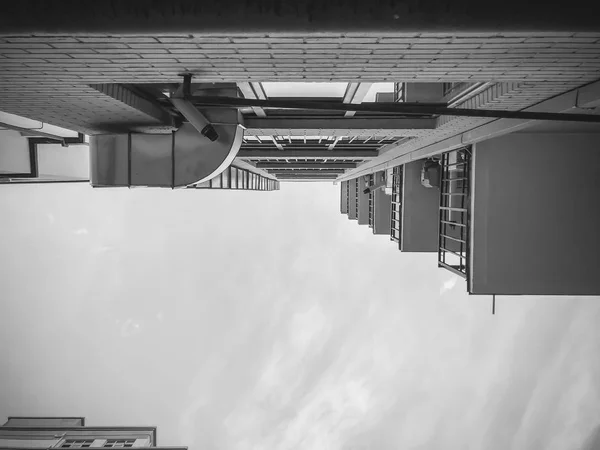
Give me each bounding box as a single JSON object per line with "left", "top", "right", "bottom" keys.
{"left": 438, "top": 147, "right": 471, "bottom": 278}
{"left": 355, "top": 177, "right": 359, "bottom": 217}
{"left": 368, "top": 174, "right": 374, "bottom": 228}
{"left": 346, "top": 180, "right": 350, "bottom": 213}
{"left": 190, "top": 166, "right": 279, "bottom": 191}
{"left": 394, "top": 82, "right": 405, "bottom": 103}
{"left": 390, "top": 165, "right": 403, "bottom": 246}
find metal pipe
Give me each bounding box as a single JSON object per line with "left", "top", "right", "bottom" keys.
{"left": 190, "top": 96, "right": 600, "bottom": 123}
{"left": 170, "top": 97, "right": 219, "bottom": 141}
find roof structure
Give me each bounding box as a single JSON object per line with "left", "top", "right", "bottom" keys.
{"left": 1, "top": 2, "right": 600, "bottom": 183}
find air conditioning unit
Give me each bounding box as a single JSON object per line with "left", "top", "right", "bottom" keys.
{"left": 420, "top": 158, "right": 441, "bottom": 188}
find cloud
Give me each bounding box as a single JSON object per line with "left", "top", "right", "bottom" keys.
{"left": 74, "top": 228, "right": 88, "bottom": 235}
{"left": 93, "top": 245, "right": 112, "bottom": 253}
{"left": 120, "top": 318, "right": 142, "bottom": 337}
{"left": 439, "top": 276, "right": 458, "bottom": 295}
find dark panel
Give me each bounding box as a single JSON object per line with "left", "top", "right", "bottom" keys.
{"left": 0, "top": 1, "right": 595, "bottom": 33}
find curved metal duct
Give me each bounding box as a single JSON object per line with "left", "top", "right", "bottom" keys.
{"left": 90, "top": 88, "right": 243, "bottom": 188}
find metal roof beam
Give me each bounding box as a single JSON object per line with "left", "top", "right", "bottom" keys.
{"left": 269, "top": 136, "right": 284, "bottom": 150}
{"left": 343, "top": 82, "right": 373, "bottom": 118}
{"left": 237, "top": 150, "right": 378, "bottom": 160}
{"left": 328, "top": 136, "right": 342, "bottom": 151}
{"left": 231, "top": 158, "right": 278, "bottom": 181}
{"left": 244, "top": 117, "right": 436, "bottom": 135}
{"left": 277, "top": 175, "right": 339, "bottom": 179}
{"left": 255, "top": 162, "right": 357, "bottom": 169}
{"left": 268, "top": 169, "right": 346, "bottom": 175}
{"left": 237, "top": 82, "right": 267, "bottom": 117}
{"left": 279, "top": 179, "right": 336, "bottom": 182}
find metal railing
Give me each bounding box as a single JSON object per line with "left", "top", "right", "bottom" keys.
{"left": 438, "top": 147, "right": 471, "bottom": 278}
{"left": 394, "top": 82, "right": 405, "bottom": 103}
{"left": 368, "top": 174, "right": 374, "bottom": 228}
{"left": 390, "top": 165, "right": 403, "bottom": 246}
{"left": 346, "top": 180, "right": 350, "bottom": 213}
{"left": 190, "top": 166, "right": 279, "bottom": 191}
{"left": 355, "top": 177, "right": 359, "bottom": 217}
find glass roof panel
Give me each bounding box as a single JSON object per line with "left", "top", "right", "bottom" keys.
{"left": 262, "top": 82, "right": 348, "bottom": 98}
{"left": 362, "top": 82, "right": 395, "bottom": 102}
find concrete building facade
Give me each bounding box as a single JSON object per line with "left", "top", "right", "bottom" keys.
{"left": 0, "top": 417, "right": 185, "bottom": 450}
{"left": 1, "top": 2, "right": 599, "bottom": 294}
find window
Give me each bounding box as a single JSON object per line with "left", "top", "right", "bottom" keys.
{"left": 104, "top": 440, "right": 135, "bottom": 448}
{"left": 61, "top": 440, "right": 94, "bottom": 448}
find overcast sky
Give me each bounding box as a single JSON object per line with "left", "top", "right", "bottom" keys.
{"left": 1, "top": 182, "right": 599, "bottom": 450}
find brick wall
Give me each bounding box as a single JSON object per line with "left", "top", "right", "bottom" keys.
{"left": 1, "top": 33, "right": 599, "bottom": 135}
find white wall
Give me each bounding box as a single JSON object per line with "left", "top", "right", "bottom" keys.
{"left": 401, "top": 161, "right": 439, "bottom": 252}
{"left": 0, "top": 130, "right": 30, "bottom": 174}
{"left": 373, "top": 188, "right": 391, "bottom": 235}
{"left": 348, "top": 178, "right": 358, "bottom": 220}
{"left": 37, "top": 144, "right": 89, "bottom": 180}
{"left": 340, "top": 181, "right": 348, "bottom": 214}
{"left": 357, "top": 179, "right": 370, "bottom": 225}
{"left": 471, "top": 133, "right": 600, "bottom": 295}
{"left": 0, "top": 438, "right": 61, "bottom": 448}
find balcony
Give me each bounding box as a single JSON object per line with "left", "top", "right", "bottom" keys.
{"left": 367, "top": 174, "right": 374, "bottom": 229}
{"left": 438, "top": 147, "right": 471, "bottom": 278}
{"left": 390, "top": 166, "right": 403, "bottom": 244}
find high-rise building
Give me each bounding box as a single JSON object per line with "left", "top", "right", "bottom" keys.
{"left": 0, "top": 417, "right": 185, "bottom": 450}
{"left": 1, "top": 3, "right": 599, "bottom": 294}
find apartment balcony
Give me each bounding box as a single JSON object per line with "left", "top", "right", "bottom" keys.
{"left": 347, "top": 178, "right": 358, "bottom": 220}
{"left": 367, "top": 174, "right": 374, "bottom": 229}
{"left": 390, "top": 165, "right": 403, "bottom": 243}
{"left": 390, "top": 160, "right": 441, "bottom": 252}
{"left": 367, "top": 171, "right": 392, "bottom": 235}
{"left": 340, "top": 180, "right": 349, "bottom": 214}
{"left": 357, "top": 177, "right": 370, "bottom": 226}
{"left": 438, "top": 148, "right": 472, "bottom": 279}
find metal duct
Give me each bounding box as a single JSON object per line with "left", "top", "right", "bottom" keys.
{"left": 90, "top": 86, "right": 243, "bottom": 188}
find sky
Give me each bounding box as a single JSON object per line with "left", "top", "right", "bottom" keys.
{"left": 1, "top": 182, "right": 600, "bottom": 450}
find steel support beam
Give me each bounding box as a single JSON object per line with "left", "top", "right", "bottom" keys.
{"left": 231, "top": 158, "right": 278, "bottom": 181}
{"left": 343, "top": 82, "right": 373, "bottom": 118}
{"left": 328, "top": 136, "right": 342, "bottom": 151}
{"left": 277, "top": 175, "right": 339, "bottom": 180}
{"left": 280, "top": 179, "right": 336, "bottom": 182}
{"left": 336, "top": 79, "right": 600, "bottom": 183}
{"left": 194, "top": 96, "right": 600, "bottom": 122}
{"left": 269, "top": 136, "right": 284, "bottom": 150}
{"left": 255, "top": 162, "right": 357, "bottom": 169}
{"left": 243, "top": 117, "right": 436, "bottom": 135}
{"left": 237, "top": 82, "right": 267, "bottom": 117}
{"left": 268, "top": 169, "right": 346, "bottom": 175}
{"left": 237, "top": 149, "right": 378, "bottom": 160}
